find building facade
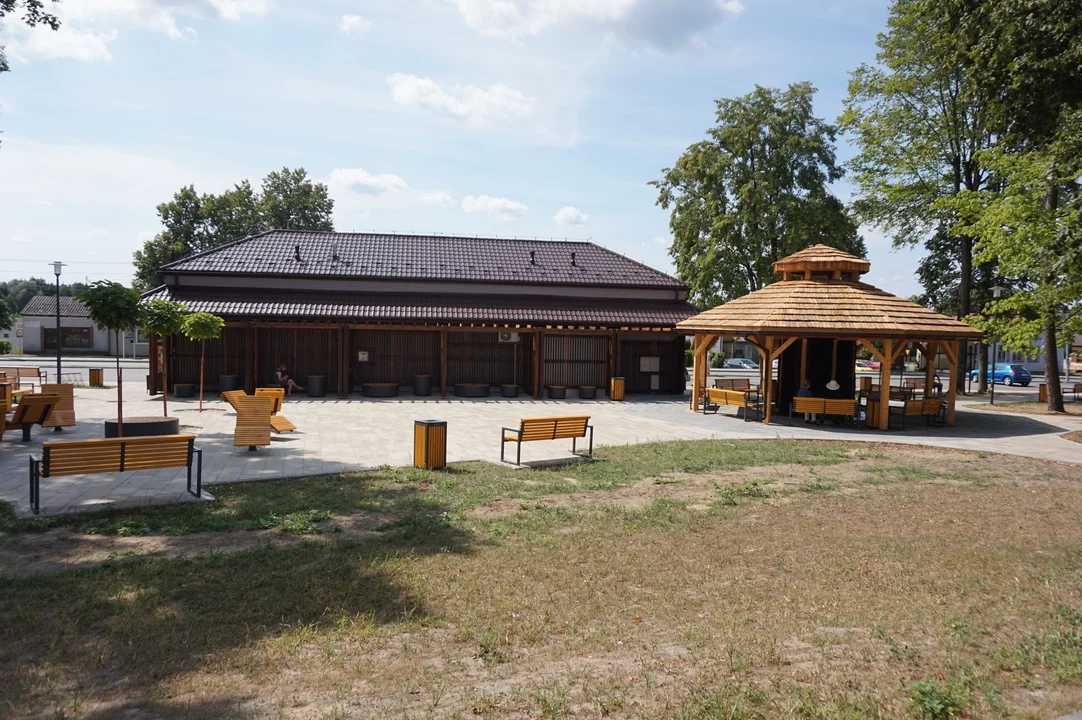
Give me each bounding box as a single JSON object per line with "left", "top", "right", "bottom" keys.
{"left": 18, "top": 295, "right": 149, "bottom": 357}
{"left": 145, "top": 231, "right": 699, "bottom": 397}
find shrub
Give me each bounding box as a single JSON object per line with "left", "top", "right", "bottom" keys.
{"left": 0, "top": 339, "right": 10, "bottom": 354}
{"left": 905, "top": 678, "right": 967, "bottom": 719}
{"left": 710, "top": 351, "right": 725, "bottom": 368}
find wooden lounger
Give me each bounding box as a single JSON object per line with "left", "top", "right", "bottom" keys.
{"left": 1, "top": 394, "right": 59, "bottom": 442}
{"left": 40, "top": 383, "right": 76, "bottom": 429}
{"left": 255, "top": 387, "right": 297, "bottom": 433}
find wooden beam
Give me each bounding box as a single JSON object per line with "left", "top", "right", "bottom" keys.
{"left": 533, "top": 330, "right": 543, "bottom": 398}
{"left": 439, "top": 329, "right": 448, "bottom": 397}
{"left": 891, "top": 342, "right": 907, "bottom": 365}
{"left": 762, "top": 336, "right": 774, "bottom": 423}
{"left": 946, "top": 341, "right": 959, "bottom": 426}
{"left": 878, "top": 339, "right": 893, "bottom": 432}
{"left": 942, "top": 341, "right": 958, "bottom": 367}
{"left": 799, "top": 338, "right": 808, "bottom": 384}
{"left": 770, "top": 336, "right": 798, "bottom": 362}
{"left": 856, "top": 338, "right": 888, "bottom": 367}
{"left": 924, "top": 341, "right": 938, "bottom": 397}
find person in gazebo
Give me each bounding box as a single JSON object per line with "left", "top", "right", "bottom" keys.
{"left": 797, "top": 379, "right": 817, "bottom": 423}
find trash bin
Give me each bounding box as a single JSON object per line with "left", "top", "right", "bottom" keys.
{"left": 307, "top": 375, "right": 327, "bottom": 397}
{"left": 1039, "top": 383, "right": 1047, "bottom": 403}
{"left": 547, "top": 385, "right": 567, "bottom": 399}
{"left": 89, "top": 368, "right": 104, "bottom": 387}
{"left": 218, "top": 374, "right": 240, "bottom": 392}
{"left": 414, "top": 419, "right": 447, "bottom": 470}
{"left": 413, "top": 374, "right": 432, "bottom": 396}
{"left": 609, "top": 377, "right": 625, "bottom": 401}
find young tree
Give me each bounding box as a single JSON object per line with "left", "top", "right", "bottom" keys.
{"left": 132, "top": 169, "right": 335, "bottom": 291}
{"left": 940, "top": 147, "right": 1081, "bottom": 412}
{"left": 652, "top": 82, "right": 864, "bottom": 306}
{"left": 180, "top": 312, "right": 224, "bottom": 412}
{"left": 79, "top": 282, "right": 141, "bottom": 436}
{"left": 140, "top": 298, "right": 187, "bottom": 417}
{"left": 840, "top": 0, "right": 1001, "bottom": 391}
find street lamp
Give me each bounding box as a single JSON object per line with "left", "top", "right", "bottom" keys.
{"left": 990, "top": 285, "right": 1003, "bottom": 406}
{"left": 52, "top": 262, "right": 64, "bottom": 385}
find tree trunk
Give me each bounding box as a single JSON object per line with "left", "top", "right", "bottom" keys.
{"left": 954, "top": 155, "right": 976, "bottom": 395}
{"left": 115, "top": 331, "right": 124, "bottom": 438}
{"left": 1043, "top": 322, "right": 1065, "bottom": 412}
{"left": 977, "top": 342, "right": 988, "bottom": 394}
{"left": 199, "top": 340, "right": 205, "bottom": 412}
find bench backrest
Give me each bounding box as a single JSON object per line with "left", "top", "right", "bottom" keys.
{"left": 0, "top": 383, "right": 10, "bottom": 414}
{"left": 255, "top": 387, "right": 285, "bottom": 414}
{"left": 714, "top": 378, "right": 751, "bottom": 391}
{"left": 519, "top": 416, "right": 590, "bottom": 441}
{"left": 9, "top": 394, "right": 58, "bottom": 425}
{"left": 903, "top": 400, "right": 925, "bottom": 416}
{"left": 233, "top": 395, "right": 273, "bottom": 446}
{"left": 824, "top": 399, "right": 857, "bottom": 416}
{"left": 40, "top": 383, "right": 75, "bottom": 428}
{"left": 921, "top": 398, "right": 943, "bottom": 415}
{"left": 41, "top": 434, "right": 196, "bottom": 478}
{"left": 902, "top": 378, "right": 924, "bottom": 388}
{"left": 1073, "top": 383, "right": 1082, "bottom": 393}
{"left": 221, "top": 390, "right": 246, "bottom": 411}
{"left": 793, "top": 396, "right": 825, "bottom": 414}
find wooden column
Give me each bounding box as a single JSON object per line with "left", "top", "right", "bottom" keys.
{"left": 924, "top": 341, "right": 938, "bottom": 396}
{"left": 945, "top": 341, "right": 959, "bottom": 426}
{"left": 763, "top": 335, "right": 774, "bottom": 423}
{"left": 250, "top": 325, "right": 260, "bottom": 393}
{"left": 439, "top": 329, "right": 448, "bottom": 398}
{"left": 607, "top": 329, "right": 616, "bottom": 382}
{"left": 799, "top": 337, "right": 808, "bottom": 384}
{"left": 690, "top": 333, "right": 716, "bottom": 411}
{"left": 533, "top": 330, "right": 543, "bottom": 398}
{"left": 878, "top": 339, "right": 893, "bottom": 431}
{"left": 148, "top": 331, "right": 160, "bottom": 395}
{"left": 338, "top": 324, "right": 348, "bottom": 397}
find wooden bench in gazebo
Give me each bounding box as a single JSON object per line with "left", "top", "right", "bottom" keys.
{"left": 680, "top": 245, "right": 984, "bottom": 431}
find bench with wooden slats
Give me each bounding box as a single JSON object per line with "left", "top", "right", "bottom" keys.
{"left": 0, "top": 366, "right": 46, "bottom": 388}
{"left": 501, "top": 415, "right": 593, "bottom": 465}
{"left": 887, "top": 398, "right": 943, "bottom": 430}
{"left": 1, "top": 394, "right": 59, "bottom": 442}
{"left": 703, "top": 387, "right": 762, "bottom": 421}
{"left": 791, "top": 397, "right": 861, "bottom": 426}
{"left": 29, "top": 434, "right": 202, "bottom": 515}
{"left": 254, "top": 387, "right": 297, "bottom": 433}
{"left": 713, "top": 377, "right": 754, "bottom": 391}
{"left": 232, "top": 395, "right": 273, "bottom": 450}
{"left": 40, "top": 383, "right": 76, "bottom": 430}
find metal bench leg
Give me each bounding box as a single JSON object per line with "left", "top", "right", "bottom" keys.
{"left": 195, "top": 448, "right": 203, "bottom": 497}
{"left": 572, "top": 436, "right": 577, "bottom": 454}
{"left": 588, "top": 426, "right": 593, "bottom": 457}
{"left": 500, "top": 435, "right": 506, "bottom": 463}
{"left": 21, "top": 424, "right": 31, "bottom": 442}
{"left": 29, "top": 457, "right": 40, "bottom": 515}
{"left": 517, "top": 440, "right": 522, "bottom": 466}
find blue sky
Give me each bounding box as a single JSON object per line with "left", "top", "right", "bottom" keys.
{"left": 0, "top": 0, "right": 923, "bottom": 297}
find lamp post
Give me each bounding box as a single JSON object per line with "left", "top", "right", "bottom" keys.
{"left": 989, "top": 285, "right": 1003, "bottom": 406}
{"left": 52, "top": 261, "right": 64, "bottom": 384}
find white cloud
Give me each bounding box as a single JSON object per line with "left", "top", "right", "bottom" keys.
{"left": 27, "top": 0, "right": 271, "bottom": 42}
{"left": 448, "top": 0, "right": 743, "bottom": 49}
{"left": 387, "top": 73, "right": 533, "bottom": 125}
{"left": 327, "top": 168, "right": 455, "bottom": 216}
{"left": 651, "top": 235, "right": 669, "bottom": 246}
{"left": 554, "top": 206, "right": 589, "bottom": 225}
{"left": 5, "top": 25, "right": 117, "bottom": 63}
{"left": 462, "top": 195, "right": 528, "bottom": 220}
{"left": 339, "top": 14, "right": 372, "bottom": 39}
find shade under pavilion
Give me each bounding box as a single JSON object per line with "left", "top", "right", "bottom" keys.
{"left": 679, "top": 245, "right": 984, "bottom": 430}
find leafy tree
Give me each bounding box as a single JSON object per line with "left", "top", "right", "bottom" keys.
{"left": 652, "top": 82, "right": 864, "bottom": 306}
{"left": 132, "top": 169, "right": 335, "bottom": 291}
{"left": 180, "top": 312, "right": 224, "bottom": 412}
{"left": 0, "top": 278, "right": 87, "bottom": 314}
{"left": 840, "top": 0, "right": 1002, "bottom": 390}
{"left": 0, "top": 286, "right": 16, "bottom": 331}
{"left": 940, "top": 147, "right": 1081, "bottom": 412}
{"left": 79, "top": 282, "right": 141, "bottom": 436}
{"left": 140, "top": 299, "right": 187, "bottom": 417}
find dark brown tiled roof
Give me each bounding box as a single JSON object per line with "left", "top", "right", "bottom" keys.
{"left": 20, "top": 295, "right": 90, "bottom": 318}
{"left": 162, "top": 230, "right": 685, "bottom": 289}
{"left": 145, "top": 287, "right": 699, "bottom": 327}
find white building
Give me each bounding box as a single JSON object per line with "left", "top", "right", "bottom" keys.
{"left": 17, "top": 295, "right": 148, "bottom": 357}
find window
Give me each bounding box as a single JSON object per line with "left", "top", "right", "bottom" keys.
{"left": 44, "top": 327, "right": 92, "bottom": 350}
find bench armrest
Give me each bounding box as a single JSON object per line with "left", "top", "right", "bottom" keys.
{"left": 501, "top": 427, "right": 521, "bottom": 437}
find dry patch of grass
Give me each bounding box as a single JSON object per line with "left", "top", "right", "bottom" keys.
{"left": 967, "top": 400, "right": 1082, "bottom": 416}
{"left": 1065, "top": 431, "right": 1082, "bottom": 444}
{"left": 3, "top": 441, "right": 1082, "bottom": 719}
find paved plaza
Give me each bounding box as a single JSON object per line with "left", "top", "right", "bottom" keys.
{"left": 1, "top": 382, "right": 1079, "bottom": 518}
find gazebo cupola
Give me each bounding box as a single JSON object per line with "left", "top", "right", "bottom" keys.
{"left": 771, "top": 244, "right": 871, "bottom": 281}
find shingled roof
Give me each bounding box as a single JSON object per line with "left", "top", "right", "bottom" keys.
{"left": 162, "top": 230, "right": 686, "bottom": 290}
{"left": 145, "top": 287, "right": 700, "bottom": 327}
{"left": 20, "top": 295, "right": 90, "bottom": 318}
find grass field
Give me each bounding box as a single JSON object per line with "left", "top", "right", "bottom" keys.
{"left": 2, "top": 439, "right": 1082, "bottom": 719}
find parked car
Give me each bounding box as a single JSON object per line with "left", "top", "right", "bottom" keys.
{"left": 723, "top": 358, "right": 759, "bottom": 370}
{"left": 969, "top": 363, "right": 1032, "bottom": 386}
{"left": 855, "top": 360, "right": 876, "bottom": 371}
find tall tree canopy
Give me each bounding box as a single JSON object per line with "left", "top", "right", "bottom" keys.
{"left": 653, "top": 82, "right": 864, "bottom": 307}
{"left": 133, "top": 168, "right": 335, "bottom": 291}
{"left": 0, "top": 278, "right": 88, "bottom": 318}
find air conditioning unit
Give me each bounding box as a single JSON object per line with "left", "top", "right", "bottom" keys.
{"left": 498, "top": 331, "right": 520, "bottom": 343}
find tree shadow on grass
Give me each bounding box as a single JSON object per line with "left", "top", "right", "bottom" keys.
{"left": 0, "top": 486, "right": 474, "bottom": 716}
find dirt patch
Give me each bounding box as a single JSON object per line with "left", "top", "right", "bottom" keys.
{"left": 964, "top": 400, "right": 1082, "bottom": 415}
{"left": 1065, "top": 431, "right": 1082, "bottom": 444}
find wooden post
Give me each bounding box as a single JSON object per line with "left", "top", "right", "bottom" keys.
{"left": 924, "top": 341, "right": 938, "bottom": 396}
{"left": 763, "top": 336, "right": 774, "bottom": 423}
{"left": 338, "top": 325, "right": 348, "bottom": 397}
{"left": 533, "top": 330, "right": 543, "bottom": 398}
{"left": 439, "top": 329, "right": 448, "bottom": 397}
{"left": 690, "top": 333, "right": 716, "bottom": 411}
{"left": 250, "top": 325, "right": 260, "bottom": 393}
{"left": 878, "top": 339, "right": 893, "bottom": 431}
{"left": 946, "top": 341, "right": 959, "bottom": 426}
{"left": 607, "top": 329, "right": 616, "bottom": 383}
{"left": 799, "top": 337, "right": 807, "bottom": 384}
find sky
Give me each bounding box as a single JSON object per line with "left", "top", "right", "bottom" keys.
{"left": 0, "top": 0, "right": 925, "bottom": 297}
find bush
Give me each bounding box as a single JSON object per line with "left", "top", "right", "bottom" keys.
{"left": 684, "top": 347, "right": 693, "bottom": 367}
{"left": 905, "top": 678, "right": 967, "bottom": 719}
{"left": 0, "top": 339, "right": 10, "bottom": 354}
{"left": 710, "top": 351, "right": 725, "bottom": 369}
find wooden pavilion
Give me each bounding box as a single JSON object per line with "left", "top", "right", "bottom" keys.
{"left": 680, "top": 245, "right": 983, "bottom": 430}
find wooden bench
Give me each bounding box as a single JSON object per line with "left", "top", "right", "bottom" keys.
{"left": 40, "top": 383, "right": 76, "bottom": 429}
{"left": 28, "top": 434, "right": 202, "bottom": 515}
{"left": 1068, "top": 383, "right": 1082, "bottom": 402}
{"left": 713, "top": 377, "right": 755, "bottom": 391}
{"left": 231, "top": 394, "right": 273, "bottom": 450}
{"left": 791, "top": 397, "right": 862, "bottom": 426}
{"left": 1, "top": 394, "right": 59, "bottom": 442}
{"left": 0, "top": 366, "right": 46, "bottom": 389}
{"left": 501, "top": 415, "right": 593, "bottom": 465}
{"left": 888, "top": 398, "right": 944, "bottom": 430}
{"left": 254, "top": 387, "right": 297, "bottom": 433}
{"left": 704, "top": 387, "right": 762, "bottom": 421}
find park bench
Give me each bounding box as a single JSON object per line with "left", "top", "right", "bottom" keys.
{"left": 28, "top": 434, "right": 202, "bottom": 515}
{"left": 1069, "top": 383, "right": 1082, "bottom": 402}
{"left": 222, "top": 392, "right": 273, "bottom": 450}
{"left": 40, "top": 383, "right": 76, "bottom": 430}
{"left": 1, "top": 394, "right": 59, "bottom": 442}
{"left": 703, "top": 387, "right": 762, "bottom": 421}
{"left": 0, "top": 366, "right": 46, "bottom": 388}
{"left": 501, "top": 415, "right": 593, "bottom": 465}
{"left": 888, "top": 397, "right": 944, "bottom": 430}
{"left": 713, "top": 378, "right": 754, "bottom": 391}
{"left": 791, "top": 397, "right": 862, "bottom": 427}
{"left": 254, "top": 387, "right": 297, "bottom": 432}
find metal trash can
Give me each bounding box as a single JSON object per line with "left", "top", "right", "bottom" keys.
{"left": 89, "top": 368, "right": 104, "bottom": 387}
{"left": 413, "top": 374, "right": 432, "bottom": 396}
{"left": 307, "top": 375, "right": 327, "bottom": 397}
{"left": 609, "top": 377, "right": 625, "bottom": 401}
{"left": 414, "top": 419, "right": 447, "bottom": 470}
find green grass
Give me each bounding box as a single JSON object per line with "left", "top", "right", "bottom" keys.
{"left": 1, "top": 439, "right": 851, "bottom": 537}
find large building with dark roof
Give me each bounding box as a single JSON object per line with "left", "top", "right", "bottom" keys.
{"left": 146, "top": 230, "right": 699, "bottom": 397}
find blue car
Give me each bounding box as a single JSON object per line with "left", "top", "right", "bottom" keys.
{"left": 969, "top": 363, "right": 1032, "bottom": 386}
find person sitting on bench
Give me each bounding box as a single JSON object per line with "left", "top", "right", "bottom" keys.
{"left": 797, "top": 380, "right": 817, "bottom": 424}
{"left": 275, "top": 364, "right": 304, "bottom": 395}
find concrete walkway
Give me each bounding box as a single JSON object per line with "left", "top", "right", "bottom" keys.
{"left": 1, "top": 383, "right": 1079, "bottom": 518}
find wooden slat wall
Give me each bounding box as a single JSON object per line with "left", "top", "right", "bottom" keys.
{"left": 447, "top": 331, "right": 531, "bottom": 387}
{"left": 169, "top": 327, "right": 246, "bottom": 387}
{"left": 619, "top": 336, "right": 685, "bottom": 393}
{"left": 258, "top": 328, "right": 339, "bottom": 389}
{"left": 349, "top": 330, "right": 439, "bottom": 387}
{"left": 543, "top": 334, "right": 607, "bottom": 388}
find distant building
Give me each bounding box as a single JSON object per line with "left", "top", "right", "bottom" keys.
{"left": 18, "top": 295, "right": 147, "bottom": 357}
{"left": 0, "top": 318, "right": 23, "bottom": 353}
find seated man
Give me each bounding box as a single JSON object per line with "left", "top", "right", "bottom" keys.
{"left": 797, "top": 379, "right": 817, "bottom": 423}
{"left": 275, "top": 364, "right": 304, "bottom": 396}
